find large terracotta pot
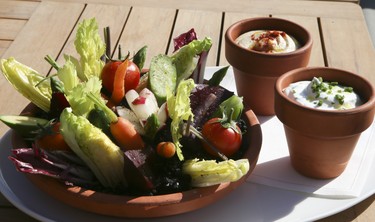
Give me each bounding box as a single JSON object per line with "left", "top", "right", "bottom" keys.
{"left": 11, "top": 103, "right": 262, "bottom": 218}
{"left": 274, "top": 67, "right": 375, "bottom": 179}
{"left": 225, "top": 17, "right": 313, "bottom": 115}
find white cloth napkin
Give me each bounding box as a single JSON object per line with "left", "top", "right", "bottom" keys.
{"left": 246, "top": 116, "right": 375, "bottom": 199}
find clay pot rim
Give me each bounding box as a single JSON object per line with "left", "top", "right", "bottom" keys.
{"left": 225, "top": 17, "right": 313, "bottom": 58}
{"left": 275, "top": 66, "right": 375, "bottom": 115}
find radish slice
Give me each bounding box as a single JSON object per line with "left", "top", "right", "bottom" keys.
{"left": 157, "top": 102, "right": 168, "bottom": 127}
{"left": 139, "top": 88, "right": 158, "bottom": 110}
{"left": 125, "top": 89, "right": 159, "bottom": 123}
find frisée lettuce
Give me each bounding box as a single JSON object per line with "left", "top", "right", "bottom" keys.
{"left": 66, "top": 18, "right": 105, "bottom": 82}
{"left": 167, "top": 78, "right": 195, "bottom": 161}
{"left": 56, "top": 59, "right": 79, "bottom": 93}
{"left": 66, "top": 76, "right": 102, "bottom": 117}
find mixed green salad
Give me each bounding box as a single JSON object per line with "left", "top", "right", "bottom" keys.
{"left": 0, "top": 18, "right": 250, "bottom": 196}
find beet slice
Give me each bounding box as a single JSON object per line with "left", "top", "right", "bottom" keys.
{"left": 123, "top": 147, "right": 158, "bottom": 194}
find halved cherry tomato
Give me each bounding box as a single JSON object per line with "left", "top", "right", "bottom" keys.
{"left": 101, "top": 60, "right": 140, "bottom": 94}
{"left": 201, "top": 117, "right": 242, "bottom": 157}
{"left": 35, "top": 122, "right": 70, "bottom": 151}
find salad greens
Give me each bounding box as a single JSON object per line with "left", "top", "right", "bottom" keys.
{"left": 171, "top": 37, "right": 212, "bottom": 84}
{"left": 0, "top": 17, "right": 251, "bottom": 194}
{"left": 183, "top": 158, "right": 249, "bottom": 187}
{"left": 65, "top": 18, "right": 106, "bottom": 82}
{"left": 56, "top": 59, "right": 79, "bottom": 93}
{"left": 60, "top": 108, "right": 126, "bottom": 191}
{"left": 0, "top": 57, "right": 52, "bottom": 112}
{"left": 167, "top": 78, "right": 195, "bottom": 161}
{"left": 214, "top": 95, "right": 244, "bottom": 121}
{"left": 66, "top": 77, "right": 102, "bottom": 117}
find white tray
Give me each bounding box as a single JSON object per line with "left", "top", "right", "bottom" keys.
{"left": 1, "top": 67, "right": 374, "bottom": 222}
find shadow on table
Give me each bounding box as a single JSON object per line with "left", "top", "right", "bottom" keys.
{"left": 361, "top": 0, "right": 375, "bottom": 8}
{"left": 360, "top": 0, "right": 375, "bottom": 45}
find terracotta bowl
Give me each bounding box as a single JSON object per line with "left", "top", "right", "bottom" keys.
{"left": 274, "top": 67, "right": 375, "bottom": 179}
{"left": 225, "top": 17, "right": 313, "bottom": 116}
{"left": 11, "top": 103, "right": 262, "bottom": 218}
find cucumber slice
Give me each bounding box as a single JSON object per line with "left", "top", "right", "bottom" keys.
{"left": 0, "top": 115, "right": 49, "bottom": 139}
{"left": 148, "top": 54, "right": 177, "bottom": 105}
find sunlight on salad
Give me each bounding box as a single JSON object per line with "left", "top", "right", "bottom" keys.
{"left": 0, "top": 18, "right": 250, "bottom": 196}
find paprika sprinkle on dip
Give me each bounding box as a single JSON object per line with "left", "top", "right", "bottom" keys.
{"left": 235, "top": 30, "right": 300, "bottom": 53}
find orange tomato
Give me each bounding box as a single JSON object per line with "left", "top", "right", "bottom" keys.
{"left": 156, "top": 142, "right": 176, "bottom": 158}
{"left": 35, "top": 122, "right": 70, "bottom": 151}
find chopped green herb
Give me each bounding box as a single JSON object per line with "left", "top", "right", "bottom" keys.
{"left": 335, "top": 94, "right": 345, "bottom": 105}
{"left": 330, "top": 81, "right": 338, "bottom": 86}
{"left": 344, "top": 87, "right": 353, "bottom": 93}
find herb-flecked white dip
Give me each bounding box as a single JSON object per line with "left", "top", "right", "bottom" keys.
{"left": 235, "top": 30, "right": 300, "bottom": 53}
{"left": 283, "top": 77, "right": 363, "bottom": 110}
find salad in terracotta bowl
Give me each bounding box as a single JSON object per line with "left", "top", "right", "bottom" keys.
{"left": 0, "top": 18, "right": 262, "bottom": 218}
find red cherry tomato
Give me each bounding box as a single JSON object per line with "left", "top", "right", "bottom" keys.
{"left": 101, "top": 60, "right": 140, "bottom": 93}
{"left": 35, "top": 122, "right": 71, "bottom": 151}
{"left": 201, "top": 118, "right": 242, "bottom": 157}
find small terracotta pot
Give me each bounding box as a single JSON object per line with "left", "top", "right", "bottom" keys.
{"left": 225, "top": 17, "right": 313, "bottom": 115}
{"left": 275, "top": 67, "right": 375, "bottom": 179}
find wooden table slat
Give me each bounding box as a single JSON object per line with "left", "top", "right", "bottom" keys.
{"left": 0, "top": 40, "right": 12, "bottom": 57}
{"left": 115, "top": 6, "right": 176, "bottom": 68}
{"left": 168, "top": 9, "right": 222, "bottom": 66}
{"left": 321, "top": 17, "right": 375, "bottom": 83}
{"left": 0, "top": 1, "right": 84, "bottom": 135}
{"left": 0, "top": 18, "right": 27, "bottom": 40}
{"left": 55, "top": 3, "right": 132, "bottom": 65}
{"left": 0, "top": 0, "right": 39, "bottom": 20}
{"left": 40, "top": 0, "right": 364, "bottom": 19}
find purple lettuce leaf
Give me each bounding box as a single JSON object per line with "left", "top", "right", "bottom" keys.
{"left": 9, "top": 146, "right": 101, "bottom": 189}
{"left": 173, "top": 28, "right": 198, "bottom": 52}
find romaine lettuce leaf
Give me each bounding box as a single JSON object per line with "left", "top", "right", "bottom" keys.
{"left": 0, "top": 57, "right": 52, "bottom": 112}
{"left": 60, "top": 108, "right": 127, "bottom": 192}
{"left": 183, "top": 158, "right": 249, "bottom": 187}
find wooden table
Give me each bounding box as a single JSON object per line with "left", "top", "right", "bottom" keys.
{"left": 0, "top": 0, "right": 374, "bottom": 221}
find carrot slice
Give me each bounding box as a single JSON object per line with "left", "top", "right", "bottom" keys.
{"left": 88, "top": 92, "right": 145, "bottom": 151}
{"left": 107, "top": 59, "right": 128, "bottom": 107}
{"left": 110, "top": 117, "right": 145, "bottom": 150}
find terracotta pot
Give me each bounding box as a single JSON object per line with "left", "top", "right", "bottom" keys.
{"left": 225, "top": 17, "right": 313, "bottom": 115}
{"left": 11, "top": 103, "right": 262, "bottom": 218}
{"left": 274, "top": 67, "right": 375, "bottom": 179}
